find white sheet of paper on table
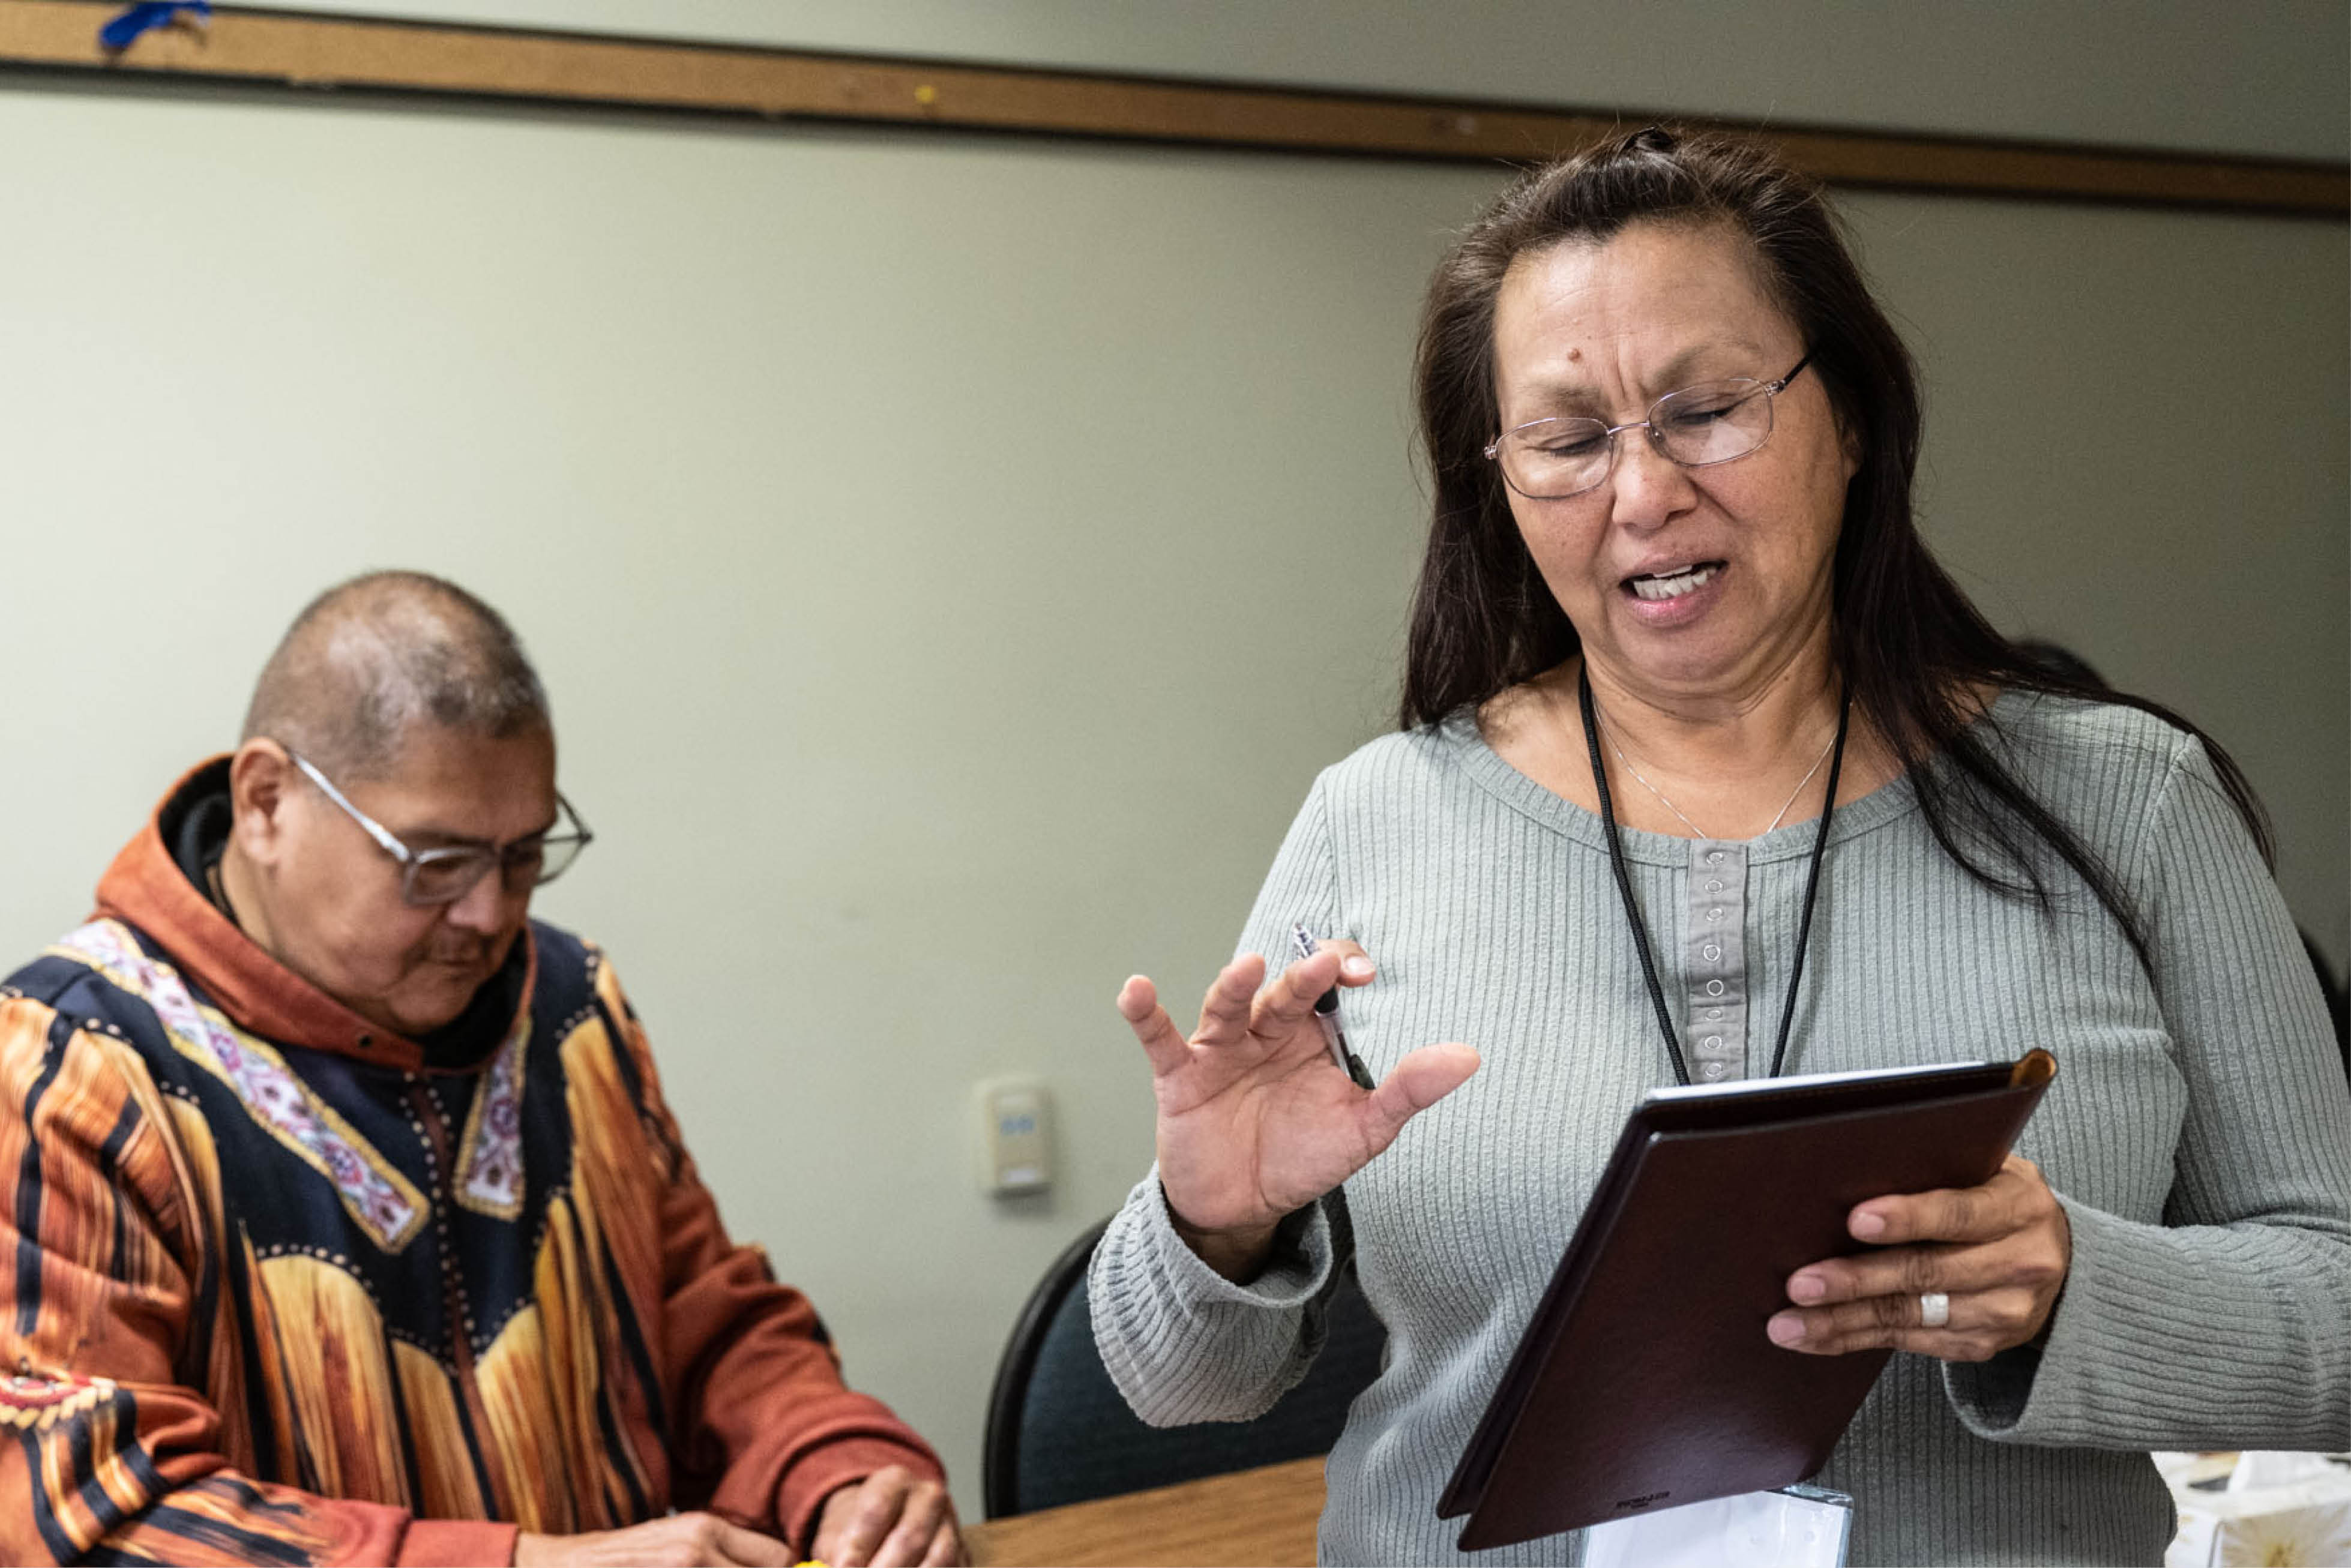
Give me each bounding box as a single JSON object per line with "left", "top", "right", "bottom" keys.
{"left": 1582, "top": 1486, "right": 1853, "bottom": 1568}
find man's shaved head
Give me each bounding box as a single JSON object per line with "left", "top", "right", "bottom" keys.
{"left": 242, "top": 571, "right": 550, "bottom": 779}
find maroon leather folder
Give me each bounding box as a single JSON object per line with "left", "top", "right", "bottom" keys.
{"left": 1437, "top": 1051, "right": 2058, "bottom": 1552}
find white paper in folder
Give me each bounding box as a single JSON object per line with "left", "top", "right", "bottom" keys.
{"left": 1582, "top": 1485, "right": 1853, "bottom": 1568}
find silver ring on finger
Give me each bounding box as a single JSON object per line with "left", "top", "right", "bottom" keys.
{"left": 1918, "top": 1290, "right": 1951, "bottom": 1329}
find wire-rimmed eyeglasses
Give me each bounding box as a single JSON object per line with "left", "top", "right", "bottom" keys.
{"left": 1484, "top": 353, "right": 1813, "bottom": 500}
{"left": 284, "top": 749, "right": 593, "bottom": 908}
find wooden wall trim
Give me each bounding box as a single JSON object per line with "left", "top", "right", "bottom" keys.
{"left": 1, "top": 0, "right": 2343, "bottom": 217}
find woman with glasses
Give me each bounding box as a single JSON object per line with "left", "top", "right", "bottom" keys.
{"left": 1092, "top": 129, "right": 2350, "bottom": 1564}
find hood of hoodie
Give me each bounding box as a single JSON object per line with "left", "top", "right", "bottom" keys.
{"left": 93, "top": 756, "right": 534, "bottom": 1075}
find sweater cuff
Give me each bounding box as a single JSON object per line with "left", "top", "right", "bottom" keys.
{"left": 394, "top": 1519, "right": 521, "bottom": 1566}
{"left": 1946, "top": 1192, "right": 2116, "bottom": 1441}
{"left": 1138, "top": 1173, "right": 1335, "bottom": 1309}
{"left": 1088, "top": 1173, "right": 1338, "bottom": 1427}
{"left": 1946, "top": 1194, "right": 2232, "bottom": 1445}
{"left": 778, "top": 1437, "right": 949, "bottom": 1557}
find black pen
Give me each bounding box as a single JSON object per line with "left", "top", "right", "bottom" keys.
{"left": 1292, "top": 924, "right": 1377, "bottom": 1090}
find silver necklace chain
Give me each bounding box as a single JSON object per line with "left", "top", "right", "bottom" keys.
{"left": 1595, "top": 706, "right": 1839, "bottom": 840}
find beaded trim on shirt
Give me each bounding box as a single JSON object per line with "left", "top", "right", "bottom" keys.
{"left": 452, "top": 1017, "right": 528, "bottom": 1221}
{"left": 46, "top": 919, "right": 429, "bottom": 1252}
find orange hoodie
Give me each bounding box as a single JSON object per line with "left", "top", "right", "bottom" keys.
{"left": 0, "top": 761, "right": 942, "bottom": 1564}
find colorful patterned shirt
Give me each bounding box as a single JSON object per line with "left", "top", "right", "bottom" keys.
{"left": 0, "top": 761, "right": 941, "bottom": 1564}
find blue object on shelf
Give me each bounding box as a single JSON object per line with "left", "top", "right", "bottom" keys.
{"left": 100, "top": 1, "right": 212, "bottom": 53}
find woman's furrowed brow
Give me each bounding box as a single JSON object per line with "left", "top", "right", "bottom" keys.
{"left": 1514, "top": 338, "right": 1771, "bottom": 410}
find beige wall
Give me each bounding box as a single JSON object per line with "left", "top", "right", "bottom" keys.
{"left": 1844, "top": 194, "right": 2349, "bottom": 970}
{"left": 0, "top": 35, "right": 2340, "bottom": 1521}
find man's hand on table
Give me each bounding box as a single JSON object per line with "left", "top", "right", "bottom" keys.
{"left": 506, "top": 1466, "right": 960, "bottom": 1568}
{"left": 811, "top": 1465, "right": 965, "bottom": 1567}
{"left": 513, "top": 1513, "right": 796, "bottom": 1566}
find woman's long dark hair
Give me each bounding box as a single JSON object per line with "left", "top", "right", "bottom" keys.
{"left": 1401, "top": 126, "right": 2270, "bottom": 972}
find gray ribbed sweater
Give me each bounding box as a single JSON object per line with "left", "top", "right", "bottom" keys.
{"left": 1091, "top": 694, "right": 2351, "bottom": 1566}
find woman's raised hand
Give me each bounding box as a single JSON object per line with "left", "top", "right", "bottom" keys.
{"left": 1117, "top": 942, "right": 1479, "bottom": 1280}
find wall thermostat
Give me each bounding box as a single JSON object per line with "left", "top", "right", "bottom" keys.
{"left": 974, "top": 1077, "right": 1053, "bottom": 1196}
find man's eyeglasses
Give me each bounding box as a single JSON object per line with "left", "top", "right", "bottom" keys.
{"left": 284, "top": 749, "right": 593, "bottom": 908}
{"left": 1484, "top": 353, "right": 1813, "bottom": 500}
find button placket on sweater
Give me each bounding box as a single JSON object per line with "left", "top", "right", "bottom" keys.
{"left": 1684, "top": 840, "right": 1750, "bottom": 1081}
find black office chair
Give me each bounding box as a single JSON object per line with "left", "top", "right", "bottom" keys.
{"left": 981, "top": 1214, "right": 1386, "bottom": 1518}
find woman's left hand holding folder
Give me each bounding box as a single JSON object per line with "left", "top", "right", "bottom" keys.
{"left": 1763, "top": 1153, "right": 2073, "bottom": 1360}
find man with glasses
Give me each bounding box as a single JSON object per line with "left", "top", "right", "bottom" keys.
{"left": 0, "top": 571, "right": 961, "bottom": 1567}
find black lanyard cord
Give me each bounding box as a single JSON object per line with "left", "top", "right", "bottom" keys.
{"left": 1580, "top": 670, "right": 1690, "bottom": 1086}
{"left": 1577, "top": 667, "right": 1852, "bottom": 1086}
{"left": 1767, "top": 694, "right": 1850, "bottom": 1079}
